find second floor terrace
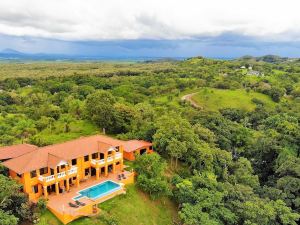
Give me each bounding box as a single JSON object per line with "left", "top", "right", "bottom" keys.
{"left": 36, "top": 149, "right": 123, "bottom": 185}
{"left": 38, "top": 165, "right": 78, "bottom": 185}
{"left": 90, "top": 150, "right": 123, "bottom": 167}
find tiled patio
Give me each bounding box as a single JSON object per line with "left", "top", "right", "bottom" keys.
{"left": 47, "top": 170, "right": 133, "bottom": 218}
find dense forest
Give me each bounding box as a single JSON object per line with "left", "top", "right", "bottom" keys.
{"left": 1, "top": 56, "right": 300, "bottom": 225}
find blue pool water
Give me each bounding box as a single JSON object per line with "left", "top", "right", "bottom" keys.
{"left": 74, "top": 180, "right": 121, "bottom": 200}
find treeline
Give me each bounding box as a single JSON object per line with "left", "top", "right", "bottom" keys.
{"left": 0, "top": 58, "right": 300, "bottom": 224}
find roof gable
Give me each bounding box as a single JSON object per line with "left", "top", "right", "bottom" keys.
{"left": 47, "top": 154, "right": 68, "bottom": 169}
{"left": 123, "top": 140, "right": 152, "bottom": 152}
{"left": 0, "top": 144, "right": 38, "bottom": 161}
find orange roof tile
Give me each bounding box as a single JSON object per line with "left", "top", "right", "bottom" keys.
{"left": 123, "top": 140, "right": 152, "bottom": 152}
{"left": 2, "top": 135, "right": 125, "bottom": 174}
{"left": 2, "top": 149, "right": 49, "bottom": 174}
{"left": 47, "top": 154, "right": 68, "bottom": 169}
{"left": 0, "top": 144, "right": 38, "bottom": 160}
{"left": 2, "top": 135, "right": 152, "bottom": 174}
{"left": 98, "top": 141, "right": 115, "bottom": 153}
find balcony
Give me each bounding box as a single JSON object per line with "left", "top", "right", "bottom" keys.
{"left": 91, "top": 159, "right": 105, "bottom": 166}
{"left": 38, "top": 166, "right": 78, "bottom": 184}
{"left": 90, "top": 153, "right": 122, "bottom": 168}
{"left": 107, "top": 156, "right": 114, "bottom": 162}
{"left": 38, "top": 174, "right": 55, "bottom": 183}
{"left": 68, "top": 166, "right": 78, "bottom": 175}
{"left": 115, "top": 152, "right": 122, "bottom": 159}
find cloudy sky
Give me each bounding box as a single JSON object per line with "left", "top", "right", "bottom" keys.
{"left": 1, "top": 0, "right": 300, "bottom": 58}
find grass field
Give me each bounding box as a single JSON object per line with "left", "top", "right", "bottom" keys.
{"left": 31, "top": 120, "right": 99, "bottom": 145}
{"left": 191, "top": 88, "right": 276, "bottom": 111}
{"left": 38, "top": 184, "right": 178, "bottom": 225}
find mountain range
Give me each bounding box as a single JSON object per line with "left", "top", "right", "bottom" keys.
{"left": 0, "top": 49, "right": 184, "bottom": 61}
{"left": 0, "top": 49, "right": 298, "bottom": 62}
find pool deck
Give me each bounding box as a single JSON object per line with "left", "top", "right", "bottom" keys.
{"left": 46, "top": 170, "right": 134, "bottom": 224}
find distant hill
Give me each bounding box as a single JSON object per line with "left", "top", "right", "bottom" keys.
{"left": 237, "top": 55, "right": 293, "bottom": 63}
{"left": 1, "top": 48, "right": 24, "bottom": 55}
{"left": 0, "top": 49, "right": 74, "bottom": 61}
{"left": 0, "top": 49, "right": 184, "bottom": 61}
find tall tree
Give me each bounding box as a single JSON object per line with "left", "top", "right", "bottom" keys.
{"left": 166, "top": 138, "right": 187, "bottom": 168}
{"left": 134, "top": 153, "right": 170, "bottom": 199}
{"left": 85, "top": 90, "right": 116, "bottom": 133}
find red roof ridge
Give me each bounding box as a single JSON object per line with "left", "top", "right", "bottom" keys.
{"left": 0, "top": 143, "right": 37, "bottom": 149}
{"left": 37, "top": 134, "right": 101, "bottom": 149}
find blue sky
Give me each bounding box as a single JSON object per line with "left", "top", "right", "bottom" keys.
{"left": 1, "top": 0, "right": 300, "bottom": 58}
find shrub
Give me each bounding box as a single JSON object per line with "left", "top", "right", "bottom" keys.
{"left": 37, "top": 198, "right": 47, "bottom": 213}
{"left": 251, "top": 98, "right": 265, "bottom": 106}
{"left": 0, "top": 209, "right": 18, "bottom": 225}
{"left": 16, "top": 202, "right": 39, "bottom": 222}
{"left": 98, "top": 213, "right": 119, "bottom": 225}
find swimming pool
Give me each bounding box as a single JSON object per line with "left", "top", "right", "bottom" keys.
{"left": 73, "top": 180, "right": 121, "bottom": 200}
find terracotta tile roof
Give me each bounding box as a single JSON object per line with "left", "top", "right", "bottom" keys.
{"left": 47, "top": 154, "right": 68, "bottom": 169}
{"left": 1, "top": 135, "right": 152, "bottom": 174}
{"left": 0, "top": 144, "right": 38, "bottom": 160}
{"left": 45, "top": 135, "right": 125, "bottom": 160}
{"left": 2, "top": 149, "right": 50, "bottom": 174}
{"left": 98, "top": 142, "right": 115, "bottom": 153}
{"left": 2, "top": 135, "right": 125, "bottom": 174}
{"left": 123, "top": 140, "right": 152, "bottom": 152}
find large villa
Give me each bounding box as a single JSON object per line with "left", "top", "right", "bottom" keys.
{"left": 0, "top": 135, "right": 153, "bottom": 224}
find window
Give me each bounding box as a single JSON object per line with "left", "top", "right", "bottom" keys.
{"left": 85, "top": 168, "right": 90, "bottom": 176}
{"left": 17, "top": 173, "right": 22, "bottom": 178}
{"left": 100, "top": 153, "right": 104, "bottom": 159}
{"left": 61, "top": 165, "right": 65, "bottom": 169}
{"left": 39, "top": 167, "right": 48, "bottom": 175}
{"left": 92, "top": 153, "right": 98, "bottom": 159}
{"left": 32, "top": 185, "right": 38, "bottom": 194}
{"left": 30, "top": 170, "right": 37, "bottom": 178}
{"left": 72, "top": 159, "right": 77, "bottom": 166}
{"left": 140, "top": 148, "right": 147, "bottom": 155}
{"left": 149, "top": 146, "right": 153, "bottom": 150}
{"left": 116, "top": 162, "right": 120, "bottom": 165}
{"left": 84, "top": 155, "right": 89, "bottom": 162}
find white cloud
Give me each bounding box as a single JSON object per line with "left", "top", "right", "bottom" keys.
{"left": 0, "top": 0, "right": 299, "bottom": 41}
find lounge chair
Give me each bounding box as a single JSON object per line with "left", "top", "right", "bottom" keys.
{"left": 118, "top": 174, "right": 122, "bottom": 180}
{"left": 122, "top": 174, "right": 126, "bottom": 179}
{"left": 69, "top": 202, "right": 79, "bottom": 208}
{"left": 75, "top": 200, "right": 86, "bottom": 206}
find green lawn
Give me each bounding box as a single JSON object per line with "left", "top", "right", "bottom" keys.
{"left": 32, "top": 120, "right": 99, "bottom": 145}
{"left": 38, "top": 184, "right": 178, "bottom": 225}
{"left": 192, "top": 88, "right": 276, "bottom": 111}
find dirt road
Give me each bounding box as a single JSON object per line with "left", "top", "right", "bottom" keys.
{"left": 181, "top": 92, "right": 202, "bottom": 109}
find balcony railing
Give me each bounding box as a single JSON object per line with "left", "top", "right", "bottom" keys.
{"left": 107, "top": 156, "right": 114, "bottom": 162}
{"left": 38, "top": 166, "right": 78, "bottom": 183}
{"left": 115, "top": 152, "right": 122, "bottom": 159}
{"left": 69, "top": 166, "right": 78, "bottom": 175}
{"left": 90, "top": 153, "right": 122, "bottom": 166}
{"left": 91, "top": 159, "right": 105, "bottom": 166}
{"left": 38, "top": 174, "right": 55, "bottom": 182}
{"left": 57, "top": 171, "right": 66, "bottom": 179}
